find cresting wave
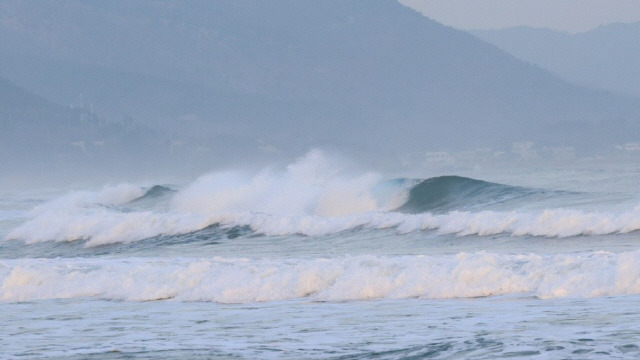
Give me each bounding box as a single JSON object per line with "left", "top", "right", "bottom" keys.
{"left": 395, "top": 175, "right": 545, "bottom": 213}
{"left": 4, "top": 151, "right": 640, "bottom": 246}
{"left": 3, "top": 251, "right": 640, "bottom": 302}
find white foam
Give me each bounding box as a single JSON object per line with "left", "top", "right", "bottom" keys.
{"left": 4, "top": 150, "right": 640, "bottom": 246}
{"left": 172, "top": 150, "right": 382, "bottom": 217}
{"left": 3, "top": 251, "right": 640, "bottom": 302}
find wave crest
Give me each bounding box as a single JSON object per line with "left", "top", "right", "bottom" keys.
{"left": 396, "top": 175, "right": 542, "bottom": 213}
{"left": 4, "top": 151, "right": 638, "bottom": 246}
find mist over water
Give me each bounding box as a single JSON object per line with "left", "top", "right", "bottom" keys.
{"left": 3, "top": 0, "right": 640, "bottom": 190}
{"left": 3, "top": 1, "right": 640, "bottom": 358}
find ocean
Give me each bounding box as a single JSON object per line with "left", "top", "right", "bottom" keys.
{"left": 2, "top": 150, "right": 640, "bottom": 359}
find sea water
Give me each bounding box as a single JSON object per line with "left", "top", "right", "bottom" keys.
{"left": 2, "top": 150, "right": 640, "bottom": 359}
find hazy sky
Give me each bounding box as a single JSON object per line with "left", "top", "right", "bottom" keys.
{"left": 399, "top": 0, "right": 640, "bottom": 33}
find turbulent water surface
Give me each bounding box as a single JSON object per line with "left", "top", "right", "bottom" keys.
{"left": 2, "top": 151, "right": 640, "bottom": 359}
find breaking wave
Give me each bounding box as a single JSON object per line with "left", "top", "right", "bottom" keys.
{"left": 3, "top": 250, "right": 640, "bottom": 302}
{"left": 3, "top": 150, "right": 640, "bottom": 247}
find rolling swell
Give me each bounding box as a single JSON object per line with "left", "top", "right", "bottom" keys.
{"left": 8, "top": 173, "right": 629, "bottom": 249}
{"left": 396, "top": 176, "right": 542, "bottom": 213}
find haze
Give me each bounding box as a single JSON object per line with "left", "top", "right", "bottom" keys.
{"left": 1, "top": 0, "right": 639, "bottom": 187}
{"left": 400, "top": 0, "right": 640, "bottom": 33}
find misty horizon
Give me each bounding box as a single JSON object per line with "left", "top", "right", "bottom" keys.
{"left": 3, "top": 2, "right": 640, "bottom": 359}
{"left": 1, "top": 0, "right": 640, "bottom": 188}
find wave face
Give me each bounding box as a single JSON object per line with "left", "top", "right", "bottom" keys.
{"left": 3, "top": 250, "right": 640, "bottom": 302}
{"left": 130, "top": 185, "right": 176, "bottom": 203}
{"left": 3, "top": 156, "right": 640, "bottom": 249}
{"left": 396, "top": 175, "right": 542, "bottom": 213}
{"left": 3, "top": 152, "right": 640, "bottom": 360}
{"left": 2, "top": 151, "right": 639, "bottom": 251}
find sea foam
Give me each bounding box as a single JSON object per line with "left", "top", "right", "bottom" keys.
{"left": 3, "top": 251, "right": 640, "bottom": 302}
{"left": 4, "top": 151, "right": 640, "bottom": 246}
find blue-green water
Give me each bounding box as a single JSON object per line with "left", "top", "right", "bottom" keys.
{"left": 2, "top": 153, "right": 640, "bottom": 359}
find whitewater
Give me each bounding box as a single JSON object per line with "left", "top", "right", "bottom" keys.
{"left": 3, "top": 150, "right": 640, "bottom": 359}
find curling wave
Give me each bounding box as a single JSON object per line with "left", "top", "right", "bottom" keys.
{"left": 4, "top": 151, "right": 639, "bottom": 246}
{"left": 129, "top": 185, "right": 176, "bottom": 203}
{"left": 395, "top": 175, "right": 547, "bottom": 213}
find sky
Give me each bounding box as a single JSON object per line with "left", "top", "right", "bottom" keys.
{"left": 399, "top": 0, "right": 640, "bottom": 33}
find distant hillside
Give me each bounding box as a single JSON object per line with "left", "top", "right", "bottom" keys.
{"left": 1, "top": 0, "right": 639, "bottom": 168}
{"left": 0, "top": 76, "right": 83, "bottom": 157}
{"left": 0, "top": 76, "right": 55, "bottom": 112}
{"left": 0, "top": 76, "right": 168, "bottom": 179}
{"left": 471, "top": 23, "right": 640, "bottom": 98}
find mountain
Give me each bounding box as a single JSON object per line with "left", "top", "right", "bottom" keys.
{"left": 0, "top": 75, "right": 83, "bottom": 162}
{"left": 470, "top": 23, "right": 640, "bottom": 98}
{"left": 1, "top": 0, "right": 640, "bottom": 172}
{"left": 0, "top": 75, "right": 169, "bottom": 181}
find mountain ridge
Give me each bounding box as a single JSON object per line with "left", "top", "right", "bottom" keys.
{"left": 1, "top": 0, "right": 639, "bottom": 175}
{"left": 470, "top": 22, "right": 640, "bottom": 98}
